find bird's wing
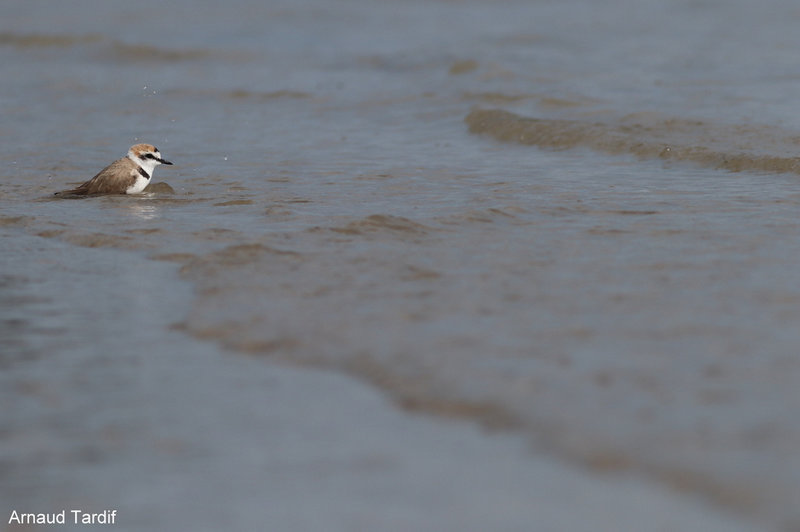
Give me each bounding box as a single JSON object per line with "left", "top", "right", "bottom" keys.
{"left": 57, "top": 158, "right": 137, "bottom": 195}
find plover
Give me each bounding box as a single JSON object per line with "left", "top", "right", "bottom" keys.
{"left": 55, "top": 143, "right": 173, "bottom": 196}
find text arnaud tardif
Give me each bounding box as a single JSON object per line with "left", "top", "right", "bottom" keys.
{"left": 8, "top": 509, "right": 117, "bottom": 525}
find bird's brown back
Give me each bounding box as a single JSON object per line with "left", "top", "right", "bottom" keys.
{"left": 56, "top": 157, "right": 138, "bottom": 196}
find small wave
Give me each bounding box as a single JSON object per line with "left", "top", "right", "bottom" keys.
{"left": 214, "top": 199, "right": 254, "bottom": 206}
{"left": 143, "top": 182, "right": 175, "bottom": 194}
{"left": 466, "top": 108, "right": 800, "bottom": 175}
{"left": 0, "top": 215, "right": 32, "bottom": 227}
{"left": 161, "top": 88, "right": 312, "bottom": 101}
{"left": 226, "top": 89, "right": 312, "bottom": 100}
{"left": 449, "top": 59, "right": 479, "bottom": 75}
{"left": 0, "top": 32, "right": 233, "bottom": 64}
{"left": 436, "top": 206, "right": 528, "bottom": 226}
{"left": 328, "top": 214, "right": 431, "bottom": 236}
{"left": 150, "top": 252, "right": 198, "bottom": 263}
{"left": 60, "top": 232, "right": 140, "bottom": 250}
{"left": 105, "top": 42, "right": 213, "bottom": 62}
{"left": 461, "top": 92, "right": 590, "bottom": 108}
{"left": 0, "top": 32, "right": 102, "bottom": 48}
{"left": 461, "top": 92, "right": 535, "bottom": 104}
{"left": 179, "top": 243, "right": 303, "bottom": 275}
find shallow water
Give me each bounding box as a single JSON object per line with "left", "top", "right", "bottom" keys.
{"left": 3, "top": 0, "right": 800, "bottom": 529}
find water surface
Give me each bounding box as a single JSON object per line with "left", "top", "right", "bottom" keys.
{"left": 3, "top": 0, "right": 800, "bottom": 530}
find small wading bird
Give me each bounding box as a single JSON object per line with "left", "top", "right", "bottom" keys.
{"left": 55, "top": 143, "right": 173, "bottom": 196}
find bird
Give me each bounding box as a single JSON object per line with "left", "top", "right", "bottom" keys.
{"left": 55, "top": 143, "right": 173, "bottom": 196}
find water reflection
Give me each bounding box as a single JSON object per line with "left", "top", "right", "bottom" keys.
{"left": 124, "top": 202, "right": 159, "bottom": 220}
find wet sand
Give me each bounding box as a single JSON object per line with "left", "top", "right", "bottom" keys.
{"left": 0, "top": 233, "right": 754, "bottom": 532}
{"left": 4, "top": 0, "right": 800, "bottom": 530}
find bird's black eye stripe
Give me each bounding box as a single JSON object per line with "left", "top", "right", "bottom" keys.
{"left": 142, "top": 153, "right": 157, "bottom": 160}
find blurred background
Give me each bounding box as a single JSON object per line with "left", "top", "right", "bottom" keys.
{"left": 3, "top": 0, "right": 800, "bottom": 530}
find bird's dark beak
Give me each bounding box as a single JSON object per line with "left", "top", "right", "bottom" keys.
{"left": 159, "top": 158, "right": 173, "bottom": 165}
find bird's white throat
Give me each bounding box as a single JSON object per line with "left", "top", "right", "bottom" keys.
{"left": 129, "top": 153, "right": 159, "bottom": 178}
